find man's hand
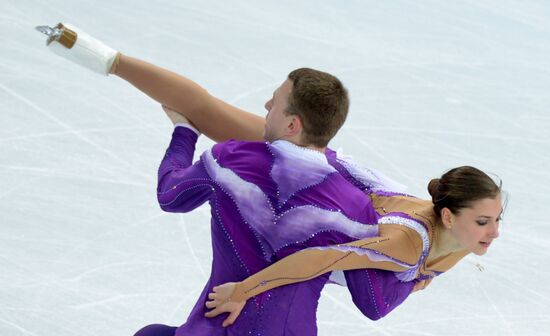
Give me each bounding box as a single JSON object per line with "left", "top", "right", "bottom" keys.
{"left": 162, "top": 105, "right": 191, "bottom": 125}
{"left": 204, "top": 282, "right": 246, "bottom": 327}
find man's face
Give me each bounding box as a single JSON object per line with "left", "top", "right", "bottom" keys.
{"left": 263, "top": 79, "right": 293, "bottom": 142}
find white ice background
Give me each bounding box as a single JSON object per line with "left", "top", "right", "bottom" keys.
{"left": 1, "top": 1, "right": 550, "bottom": 335}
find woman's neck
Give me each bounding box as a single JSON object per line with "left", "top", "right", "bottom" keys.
{"left": 428, "top": 222, "right": 465, "bottom": 261}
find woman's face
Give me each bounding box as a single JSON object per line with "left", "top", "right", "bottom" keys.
{"left": 446, "top": 195, "right": 503, "bottom": 256}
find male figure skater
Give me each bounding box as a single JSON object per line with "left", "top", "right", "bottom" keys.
{"left": 37, "top": 23, "right": 420, "bottom": 336}
{"left": 149, "top": 67, "right": 382, "bottom": 335}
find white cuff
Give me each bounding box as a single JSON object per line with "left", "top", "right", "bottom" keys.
{"left": 47, "top": 23, "right": 118, "bottom": 76}
{"left": 175, "top": 123, "right": 201, "bottom": 136}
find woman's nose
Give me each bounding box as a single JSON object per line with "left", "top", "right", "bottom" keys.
{"left": 489, "top": 222, "right": 500, "bottom": 239}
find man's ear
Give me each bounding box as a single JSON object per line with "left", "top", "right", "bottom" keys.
{"left": 286, "top": 115, "right": 303, "bottom": 137}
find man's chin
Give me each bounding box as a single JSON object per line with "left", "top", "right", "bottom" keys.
{"left": 263, "top": 132, "right": 275, "bottom": 143}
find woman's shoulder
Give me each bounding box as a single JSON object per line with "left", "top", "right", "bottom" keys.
{"left": 378, "top": 224, "right": 424, "bottom": 260}
{"left": 371, "top": 192, "right": 434, "bottom": 219}
{"left": 374, "top": 194, "right": 437, "bottom": 267}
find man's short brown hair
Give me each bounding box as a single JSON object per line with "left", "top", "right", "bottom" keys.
{"left": 286, "top": 68, "right": 349, "bottom": 148}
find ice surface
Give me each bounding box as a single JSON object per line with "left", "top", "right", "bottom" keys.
{"left": 1, "top": 0, "right": 549, "bottom": 335}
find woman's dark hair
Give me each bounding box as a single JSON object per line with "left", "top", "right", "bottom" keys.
{"left": 428, "top": 166, "right": 501, "bottom": 217}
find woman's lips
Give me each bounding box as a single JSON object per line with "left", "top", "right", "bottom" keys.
{"left": 479, "top": 241, "right": 491, "bottom": 248}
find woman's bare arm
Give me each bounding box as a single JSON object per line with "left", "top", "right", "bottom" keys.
{"left": 112, "top": 54, "right": 266, "bottom": 143}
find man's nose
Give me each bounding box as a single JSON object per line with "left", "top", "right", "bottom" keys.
{"left": 265, "top": 99, "right": 273, "bottom": 112}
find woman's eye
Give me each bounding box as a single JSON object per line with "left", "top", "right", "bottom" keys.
{"left": 476, "top": 220, "right": 488, "bottom": 226}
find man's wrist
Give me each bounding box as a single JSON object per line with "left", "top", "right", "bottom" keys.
{"left": 175, "top": 123, "right": 200, "bottom": 136}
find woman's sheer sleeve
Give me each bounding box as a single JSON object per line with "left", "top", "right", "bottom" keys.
{"left": 230, "top": 224, "right": 423, "bottom": 301}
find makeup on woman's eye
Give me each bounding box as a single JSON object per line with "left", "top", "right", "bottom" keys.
{"left": 476, "top": 220, "right": 488, "bottom": 226}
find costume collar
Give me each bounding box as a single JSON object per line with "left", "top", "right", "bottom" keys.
{"left": 271, "top": 140, "right": 328, "bottom": 165}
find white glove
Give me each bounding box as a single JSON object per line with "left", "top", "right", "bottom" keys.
{"left": 40, "top": 23, "right": 119, "bottom": 76}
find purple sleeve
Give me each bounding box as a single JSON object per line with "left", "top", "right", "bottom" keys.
{"left": 344, "top": 269, "right": 415, "bottom": 320}
{"left": 157, "top": 127, "right": 214, "bottom": 213}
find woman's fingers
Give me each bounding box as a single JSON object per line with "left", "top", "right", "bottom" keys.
{"left": 222, "top": 310, "right": 240, "bottom": 327}
{"left": 204, "top": 283, "right": 244, "bottom": 326}
{"left": 204, "top": 307, "right": 224, "bottom": 318}
{"left": 205, "top": 300, "right": 218, "bottom": 309}
{"left": 412, "top": 280, "right": 426, "bottom": 292}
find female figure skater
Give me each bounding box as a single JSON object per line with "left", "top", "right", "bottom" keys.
{"left": 203, "top": 167, "right": 502, "bottom": 327}
{"left": 36, "top": 23, "right": 503, "bottom": 335}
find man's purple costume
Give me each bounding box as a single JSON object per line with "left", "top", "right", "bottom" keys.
{"left": 139, "top": 127, "right": 416, "bottom": 336}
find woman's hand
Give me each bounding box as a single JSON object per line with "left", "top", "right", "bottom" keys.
{"left": 412, "top": 278, "right": 432, "bottom": 293}
{"left": 204, "top": 282, "right": 246, "bottom": 327}
{"left": 162, "top": 105, "right": 191, "bottom": 125}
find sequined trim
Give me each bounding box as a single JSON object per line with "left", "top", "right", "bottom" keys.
{"left": 271, "top": 205, "right": 379, "bottom": 252}
{"left": 202, "top": 149, "right": 380, "bottom": 261}
{"left": 271, "top": 140, "right": 328, "bottom": 164}
{"left": 337, "top": 159, "right": 408, "bottom": 193}
{"left": 377, "top": 215, "right": 430, "bottom": 282}
{"left": 374, "top": 190, "right": 413, "bottom": 198}
{"left": 366, "top": 270, "right": 381, "bottom": 318}
{"left": 202, "top": 149, "right": 276, "bottom": 258}
{"left": 310, "top": 245, "right": 415, "bottom": 269}
{"left": 157, "top": 183, "right": 212, "bottom": 206}
{"left": 377, "top": 215, "right": 429, "bottom": 255}
{"left": 269, "top": 140, "right": 336, "bottom": 205}
{"left": 210, "top": 191, "right": 252, "bottom": 276}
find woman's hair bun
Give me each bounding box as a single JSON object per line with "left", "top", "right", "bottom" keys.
{"left": 427, "top": 178, "right": 441, "bottom": 201}
{"left": 428, "top": 166, "right": 501, "bottom": 217}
